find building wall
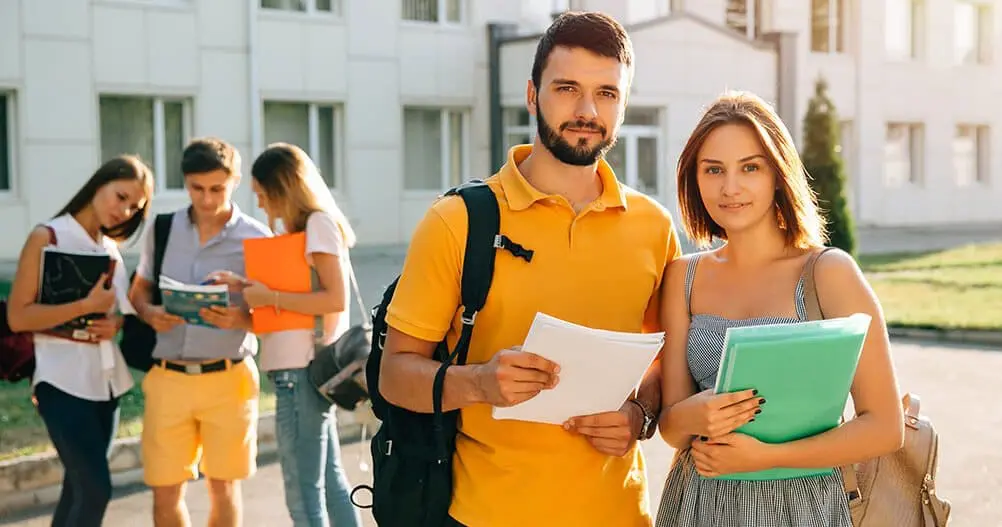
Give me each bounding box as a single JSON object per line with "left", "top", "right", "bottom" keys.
{"left": 0, "top": 0, "right": 999, "bottom": 262}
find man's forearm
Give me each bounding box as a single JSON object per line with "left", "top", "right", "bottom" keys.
{"left": 380, "top": 352, "right": 485, "bottom": 413}
{"left": 634, "top": 360, "right": 662, "bottom": 416}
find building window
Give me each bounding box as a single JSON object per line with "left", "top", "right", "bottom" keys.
{"left": 811, "top": 0, "right": 846, "bottom": 53}
{"left": 403, "top": 107, "right": 468, "bottom": 191}
{"left": 502, "top": 108, "right": 535, "bottom": 153}
{"left": 884, "top": 123, "right": 923, "bottom": 187}
{"left": 260, "top": 0, "right": 340, "bottom": 14}
{"left": 0, "top": 92, "right": 12, "bottom": 193}
{"left": 726, "top": 0, "right": 761, "bottom": 39}
{"left": 604, "top": 108, "right": 663, "bottom": 197}
{"left": 955, "top": 2, "right": 992, "bottom": 65}
{"left": 402, "top": 0, "right": 462, "bottom": 24}
{"left": 887, "top": 0, "right": 923, "bottom": 60}
{"left": 263, "top": 102, "right": 341, "bottom": 189}
{"left": 99, "top": 96, "right": 191, "bottom": 191}
{"left": 954, "top": 125, "right": 990, "bottom": 187}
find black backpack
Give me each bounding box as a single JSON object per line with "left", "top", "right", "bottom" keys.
{"left": 350, "top": 181, "right": 532, "bottom": 526}
{"left": 120, "top": 212, "right": 173, "bottom": 372}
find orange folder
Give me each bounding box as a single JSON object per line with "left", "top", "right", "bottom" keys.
{"left": 243, "top": 232, "right": 314, "bottom": 334}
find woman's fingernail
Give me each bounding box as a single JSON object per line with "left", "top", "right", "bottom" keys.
{"left": 752, "top": 389, "right": 758, "bottom": 396}
{"left": 699, "top": 436, "right": 708, "bottom": 441}
{"left": 759, "top": 398, "right": 766, "bottom": 404}
{"left": 755, "top": 409, "right": 762, "bottom": 414}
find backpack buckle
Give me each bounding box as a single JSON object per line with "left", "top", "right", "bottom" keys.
{"left": 461, "top": 311, "right": 477, "bottom": 325}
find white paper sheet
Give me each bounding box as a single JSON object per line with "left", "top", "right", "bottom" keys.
{"left": 491, "top": 312, "right": 664, "bottom": 425}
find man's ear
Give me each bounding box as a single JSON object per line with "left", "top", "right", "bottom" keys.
{"left": 525, "top": 79, "right": 537, "bottom": 118}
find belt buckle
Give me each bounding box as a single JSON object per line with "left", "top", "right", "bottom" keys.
{"left": 184, "top": 363, "right": 203, "bottom": 375}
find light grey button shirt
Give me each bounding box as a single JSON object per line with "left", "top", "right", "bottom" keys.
{"left": 136, "top": 204, "right": 272, "bottom": 361}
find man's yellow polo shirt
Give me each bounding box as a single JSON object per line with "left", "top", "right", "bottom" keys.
{"left": 386, "top": 145, "right": 683, "bottom": 527}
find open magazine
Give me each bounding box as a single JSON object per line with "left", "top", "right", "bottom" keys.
{"left": 158, "top": 275, "right": 230, "bottom": 327}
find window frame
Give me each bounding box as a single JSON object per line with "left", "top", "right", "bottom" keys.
{"left": 810, "top": 0, "right": 848, "bottom": 54}
{"left": 262, "top": 100, "right": 345, "bottom": 190}
{"left": 954, "top": 124, "right": 991, "bottom": 187}
{"left": 259, "top": 0, "right": 343, "bottom": 16}
{"left": 400, "top": 0, "right": 465, "bottom": 26}
{"left": 98, "top": 94, "right": 194, "bottom": 193}
{"left": 402, "top": 106, "right": 470, "bottom": 192}
{"left": 954, "top": 1, "right": 992, "bottom": 66}
{"left": 886, "top": 0, "right": 925, "bottom": 61}
{"left": 0, "top": 91, "right": 15, "bottom": 196}
{"left": 884, "top": 122, "right": 924, "bottom": 188}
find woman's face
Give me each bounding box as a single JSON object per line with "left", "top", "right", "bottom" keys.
{"left": 92, "top": 178, "right": 147, "bottom": 230}
{"left": 251, "top": 178, "right": 274, "bottom": 220}
{"left": 695, "top": 123, "right": 779, "bottom": 237}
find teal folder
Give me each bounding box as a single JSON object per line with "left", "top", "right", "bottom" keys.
{"left": 709, "top": 313, "right": 871, "bottom": 481}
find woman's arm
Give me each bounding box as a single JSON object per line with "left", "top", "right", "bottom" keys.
{"left": 764, "top": 249, "right": 905, "bottom": 469}
{"left": 7, "top": 227, "right": 106, "bottom": 332}
{"left": 658, "top": 257, "right": 700, "bottom": 449}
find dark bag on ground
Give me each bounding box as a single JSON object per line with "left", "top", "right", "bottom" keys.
{"left": 119, "top": 212, "right": 173, "bottom": 372}
{"left": 349, "top": 181, "right": 533, "bottom": 527}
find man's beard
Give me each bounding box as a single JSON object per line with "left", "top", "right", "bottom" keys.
{"left": 535, "top": 105, "right": 616, "bottom": 166}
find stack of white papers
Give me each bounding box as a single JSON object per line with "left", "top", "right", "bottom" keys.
{"left": 492, "top": 312, "right": 664, "bottom": 425}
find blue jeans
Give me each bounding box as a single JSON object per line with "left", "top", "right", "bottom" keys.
{"left": 269, "top": 368, "right": 361, "bottom": 527}
{"left": 34, "top": 382, "right": 120, "bottom": 527}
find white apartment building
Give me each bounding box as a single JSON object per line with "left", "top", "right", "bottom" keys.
{"left": 0, "top": 0, "right": 999, "bottom": 260}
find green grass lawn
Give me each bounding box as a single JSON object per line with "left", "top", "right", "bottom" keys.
{"left": 0, "top": 368, "right": 276, "bottom": 462}
{"left": 858, "top": 243, "right": 1002, "bottom": 331}
{"left": 1, "top": 243, "right": 999, "bottom": 461}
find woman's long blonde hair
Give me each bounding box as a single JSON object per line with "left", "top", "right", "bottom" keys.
{"left": 250, "top": 143, "right": 356, "bottom": 247}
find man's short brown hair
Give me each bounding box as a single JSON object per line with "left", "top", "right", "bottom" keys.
{"left": 181, "top": 137, "right": 241, "bottom": 177}
{"left": 531, "top": 11, "right": 634, "bottom": 89}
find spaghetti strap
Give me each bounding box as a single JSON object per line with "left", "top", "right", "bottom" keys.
{"left": 683, "top": 255, "right": 701, "bottom": 318}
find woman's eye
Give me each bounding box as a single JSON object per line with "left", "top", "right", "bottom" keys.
{"left": 705, "top": 166, "right": 723, "bottom": 175}
{"left": 743, "top": 164, "right": 760, "bottom": 172}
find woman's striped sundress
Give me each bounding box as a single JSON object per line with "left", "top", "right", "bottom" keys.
{"left": 654, "top": 255, "right": 852, "bottom": 527}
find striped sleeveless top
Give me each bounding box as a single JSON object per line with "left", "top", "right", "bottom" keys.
{"left": 655, "top": 254, "right": 851, "bottom": 527}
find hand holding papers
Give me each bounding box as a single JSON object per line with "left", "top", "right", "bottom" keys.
{"left": 709, "top": 313, "right": 872, "bottom": 481}
{"left": 492, "top": 313, "right": 664, "bottom": 426}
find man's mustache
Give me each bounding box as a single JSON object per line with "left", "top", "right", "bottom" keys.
{"left": 559, "top": 120, "right": 606, "bottom": 135}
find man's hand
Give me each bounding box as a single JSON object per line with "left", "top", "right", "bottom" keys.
{"left": 87, "top": 315, "right": 122, "bottom": 341}
{"left": 565, "top": 400, "right": 642, "bottom": 457}
{"left": 200, "top": 305, "right": 249, "bottom": 330}
{"left": 142, "top": 305, "right": 185, "bottom": 333}
{"left": 473, "top": 347, "right": 560, "bottom": 407}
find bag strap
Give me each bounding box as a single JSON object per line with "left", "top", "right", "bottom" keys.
{"left": 431, "top": 181, "right": 508, "bottom": 457}
{"left": 800, "top": 247, "right": 864, "bottom": 503}
{"left": 344, "top": 258, "right": 368, "bottom": 325}
{"left": 150, "top": 213, "right": 174, "bottom": 305}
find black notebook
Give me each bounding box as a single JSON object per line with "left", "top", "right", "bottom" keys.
{"left": 37, "top": 247, "right": 116, "bottom": 342}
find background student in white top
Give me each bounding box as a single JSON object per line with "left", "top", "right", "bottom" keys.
{"left": 209, "top": 142, "right": 362, "bottom": 527}
{"left": 6, "top": 155, "right": 154, "bottom": 527}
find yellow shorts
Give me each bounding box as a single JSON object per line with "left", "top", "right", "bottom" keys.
{"left": 141, "top": 358, "right": 259, "bottom": 487}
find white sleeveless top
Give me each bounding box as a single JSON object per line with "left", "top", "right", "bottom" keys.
{"left": 31, "top": 214, "right": 136, "bottom": 401}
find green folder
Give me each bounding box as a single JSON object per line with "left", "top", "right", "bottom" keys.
{"left": 709, "top": 313, "right": 871, "bottom": 481}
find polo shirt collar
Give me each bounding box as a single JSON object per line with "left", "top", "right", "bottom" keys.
{"left": 498, "top": 145, "right": 628, "bottom": 212}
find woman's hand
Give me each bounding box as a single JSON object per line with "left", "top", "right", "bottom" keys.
{"left": 203, "top": 270, "right": 250, "bottom": 293}
{"left": 242, "top": 280, "right": 274, "bottom": 309}
{"left": 669, "top": 388, "right": 763, "bottom": 439}
{"left": 690, "top": 433, "right": 777, "bottom": 477}
{"left": 82, "top": 274, "right": 116, "bottom": 315}
{"left": 86, "top": 314, "right": 122, "bottom": 341}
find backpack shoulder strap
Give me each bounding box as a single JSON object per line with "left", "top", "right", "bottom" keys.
{"left": 800, "top": 246, "right": 837, "bottom": 321}
{"left": 150, "top": 213, "right": 174, "bottom": 303}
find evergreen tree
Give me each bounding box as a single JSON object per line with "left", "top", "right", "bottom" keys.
{"left": 802, "top": 76, "right": 857, "bottom": 256}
